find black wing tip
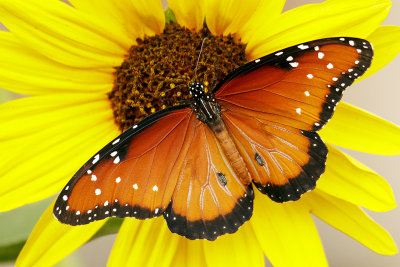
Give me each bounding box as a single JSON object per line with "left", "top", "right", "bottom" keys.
{"left": 164, "top": 186, "right": 254, "bottom": 241}
{"left": 312, "top": 38, "right": 373, "bottom": 131}
{"left": 255, "top": 131, "right": 327, "bottom": 203}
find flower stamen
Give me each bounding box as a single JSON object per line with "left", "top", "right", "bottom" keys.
{"left": 109, "top": 23, "right": 247, "bottom": 131}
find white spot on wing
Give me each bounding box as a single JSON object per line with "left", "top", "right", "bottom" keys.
{"left": 307, "top": 74, "right": 314, "bottom": 79}
{"left": 95, "top": 188, "right": 101, "bottom": 195}
{"left": 112, "top": 138, "right": 120, "bottom": 145}
{"left": 289, "top": 62, "right": 299, "bottom": 68}
{"left": 349, "top": 40, "right": 355, "bottom": 46}
{"left": 327, "top": 63, "right": 334, "bottom": 69}
{"left": 304, "top": 91, "right": 310, "bottom": 96}
{"left": 296, "top": 108, "right": 301, "bottom": 115}
{"left": 110, "top": 151, "right": 118, "bottom": 157}
{"left": 91, "top": 174, "right": 97, "bottom": 181}
{"left": 113, "top": 156, "right": 120, "bottom": 164}
{"left": 298, "top": 44, "right": 309, "bottom": 50}
{"left": 132, "top": 184, "right": 138, "bottom": 190}
{"left": 152, "top": 185, "right": 158, "bottom": 192}
{"left": 115, "top": 177, "right": 121, "bottom": 183}
{"left": 255, "top": 58, "right": 260, "bottom": 63}
{"left": 92, "top": 154, "right": 100, "bottom": 164}
{"left": 275, "top": 51, "right": 283, "bottom": 56}
{"left": 286, "top": 56, "right": 294, "bottom": 61}
{"left": 318, "top": 52, "right": 325, "bottom": 59}
{"left": 104, "top": 201, "right": 109, "bottom": 206}
{"left": 62, "top": 195, "right": 68, "bottom": 201}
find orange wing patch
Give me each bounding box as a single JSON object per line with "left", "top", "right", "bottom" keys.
{"left": 223, "top": 110, "right": 327, "bottom": 202}
{"left": 164, "top": 122, "right": 253, "bottom": 240}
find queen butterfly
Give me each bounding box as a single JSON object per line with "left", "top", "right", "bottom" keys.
{"left": 54, "top": 37, "right": 373, "bottom": 240}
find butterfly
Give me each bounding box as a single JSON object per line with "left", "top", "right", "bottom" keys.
{"left": 54, "top": 37, "right": 373, "bottom": 240}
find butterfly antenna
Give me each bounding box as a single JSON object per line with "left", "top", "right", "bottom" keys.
{"left": 194, "top": 37, "right": 207, "bottom": 81}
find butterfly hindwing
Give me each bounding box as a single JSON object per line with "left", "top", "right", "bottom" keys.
{"left": 215, "top": 37, "right": 373, "bottom": 131}
{"left": 54, "top": 106, "right": 195, "bottom": 225}
{"left": 215, "top": 37, "right": 372, "bottom": 202}
{"left": 223, "top": 110, "right": 327, "bottom": 202}
{"left": 164, "top": 122, "right": 254, "bottom": 240}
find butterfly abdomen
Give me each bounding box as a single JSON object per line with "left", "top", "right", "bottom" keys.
{"left": 210, "top": 119, "right": 251, "bottom": 185}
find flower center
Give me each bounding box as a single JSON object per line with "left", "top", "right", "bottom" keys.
{"left": 109, "top": 23, "right": 247, "bottom": 132}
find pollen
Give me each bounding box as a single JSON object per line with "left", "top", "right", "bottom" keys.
{"left": 109, "top": 23, "right": 247, "bottom": 131}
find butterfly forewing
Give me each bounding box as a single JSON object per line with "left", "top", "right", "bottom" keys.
{"left": 54, "top": 106, "right": 194, "bottom": 225}
{"left": 215, "top": 37, "right": 373, "bottom": 131}
{"left": 215, "top": 37, "right": 372, "bottom": 201}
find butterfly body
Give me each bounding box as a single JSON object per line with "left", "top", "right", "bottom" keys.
{"left": 54, "top": 37, "right": 373, "bottom": 241}
{"left": 189, "top": 81, "right": 252, "bottom": 185}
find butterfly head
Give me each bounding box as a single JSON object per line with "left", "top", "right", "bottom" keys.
{"left": 188, "top": 81, "right": 205, "bottom": 98}
{"left": 188, "top": 81, "right": 221, "bottom": 126}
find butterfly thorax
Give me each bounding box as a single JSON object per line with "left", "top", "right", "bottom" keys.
{"left": 189, "top": 82, "right": 222, "bottom": 130}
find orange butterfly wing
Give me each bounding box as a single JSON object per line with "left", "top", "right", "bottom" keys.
{"left": 215, "top": 38, "right": 373, "bottom": 201}
{"left": 164, "top": 121, "right": 253, "bottom": 240}
{"left": 54, "top": 106, "right": 195, "bottom": 225}
{"left": 215, "top": 38, "right": 373, "bottom": 131}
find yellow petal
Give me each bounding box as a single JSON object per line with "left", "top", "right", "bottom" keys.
{"left": 16, "top": 200, "right": 106, "bottom": 267}
{"left": 202, "top": 223, "right": 265, "bottom": 267}
{"left": 170, "top": 238, "right": 207, "bottom": 267}
{"left": 108, "top": 218, "right": 180, "bottom": 267}
{"left": 0, "top": 31, "right": 113, "bottom": 95}
{"left": 205, "top": 0, "right": 262, "bottom": 36}
{"left": 320, "top": 102, "right": 400, "bottom": 155}
{"left": 318, "top": 145, "right": 396, "bottom": 212}
{"left": 359, "top": 26, "right": 400, "bottom": 81}
{"left": 0, "top": 0, "right": 129, "bottom": 68}
{"left": 304, "top": 190, "right": 398, "bottom": 255}
{"left": 0, "top": 94, "right": 120, "bottom": 211}
{"left": 168, "top": 0, "right": 205, "bottom": 31}
{"left": 69, "top": 0, "right": 164, "bottom": 41}
{"left": 236, "top": 0, "right": 285, "bottom": 43}
{"left": 246, "top": 0, "right": 391, "bottom": 60}
{"left": 251, "top": 191, "right": 328, "bottom": 267}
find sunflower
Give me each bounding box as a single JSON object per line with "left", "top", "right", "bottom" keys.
{"left": 0, "top": 0, "right": 399, "bottom": 266}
